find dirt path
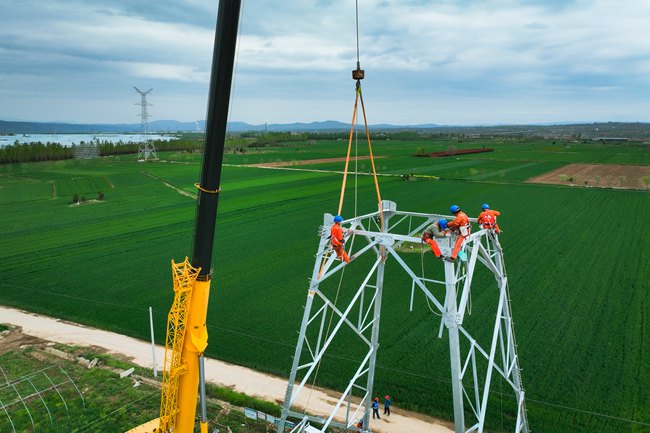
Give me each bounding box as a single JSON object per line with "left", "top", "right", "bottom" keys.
{"left": 141, "top": 171, "right": 196, "bottom": 198}
{"left": 0, "top": 306, "right": 453, "bottom": 433}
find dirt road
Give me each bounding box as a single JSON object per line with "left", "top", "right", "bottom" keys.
{"left": 0, "top": 306, "right": 453, "bottom": 433}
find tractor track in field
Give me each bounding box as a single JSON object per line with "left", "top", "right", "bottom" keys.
{"left": 246, "top": 156, "right": 386, "bottom": 167}
{"left": 141, "top": 170, "right": 196, "bottom": 198}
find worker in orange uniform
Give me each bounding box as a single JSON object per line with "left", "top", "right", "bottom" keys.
{"left": 331, "top": 215, "right": 350, "bottom": 263}
{"left": 421, "top": 219, "right": 449, "bottom": 258}
{"left": 447, "top": 205, "right": 471, "bottom": 260}
{"left": 477, "top": 203, "right": 500, "bottom": 234}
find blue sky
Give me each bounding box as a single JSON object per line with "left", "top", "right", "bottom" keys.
{"left": 1, "top": 0, "right": 649, "bottom": 125}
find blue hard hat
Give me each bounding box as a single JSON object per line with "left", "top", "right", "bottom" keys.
{"left": 482, "top": 203, "right": 489, "bottom": 210}
{"left": 438, "top": 219, "right": 448, "bottom": 229}
{"left": 450, "top": 205, "right": 460, "bottom": 214}
{"left": 333, "top": 215, "right": 343, "bottom": 223}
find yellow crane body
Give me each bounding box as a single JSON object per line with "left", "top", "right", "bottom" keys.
{"left": 174, "top": 277, "right": 211, "bottom": 432}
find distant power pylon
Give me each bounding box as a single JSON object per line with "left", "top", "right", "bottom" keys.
{"left": 134, "top": 87, "right": 157, "bottom": 161}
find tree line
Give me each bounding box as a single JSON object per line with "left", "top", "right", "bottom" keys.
{"left": 0, "top": 131, "right": 465, "bottom": 164}
{"left": 0, "top": 139, "right": 204, "bottom": 164}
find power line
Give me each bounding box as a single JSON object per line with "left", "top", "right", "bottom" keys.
{"left": 70, "top": 391, "right": 158, "bottom": 433}
{"left": 525, "top": 397, "right": 650, "bottom": 427}
{"left": 3, "top": 282, "right": 648, "bottom": 428}
{"left": 0, "top": 282, "right": 148, "bottom": 312}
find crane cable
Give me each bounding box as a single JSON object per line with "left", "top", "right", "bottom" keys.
{"left": 307, "top": 0, "right": 381, "bottom": 418}
{"left": 337, "top": 0, "right": 384, "bottom": 233}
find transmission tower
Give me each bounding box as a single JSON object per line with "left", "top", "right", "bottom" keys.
{"left": 134, "top": 86, "right": 157, "bottom": 161}
{"left": 278, "top": 201, "right": 529, "bottom": 433}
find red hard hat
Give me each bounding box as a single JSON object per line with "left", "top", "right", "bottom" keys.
{"left": 374, "top": 397, "right": 379, "bottom": 401}
{"left": 385, "top": 395, "right": 389, "bottom": 399}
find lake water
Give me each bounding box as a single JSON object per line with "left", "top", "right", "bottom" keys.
{"left": 0, "top": 133, "right": 179, "bottom": 147}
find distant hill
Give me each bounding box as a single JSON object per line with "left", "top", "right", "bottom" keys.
{"left": 0, "top": 119, "right": 441, "bottom": 134}
{"left": 2, "top": 119, "right": 649, "bottom": 139}
{"left": 0, "top": 120, "right": 205, "bottom": 134}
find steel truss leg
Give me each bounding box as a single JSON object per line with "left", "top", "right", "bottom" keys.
{"left": 363, "top": 258, "right": 385, "bottom": 429}
{"left": 444, "top": 260, "right": 466, "bottom": 433}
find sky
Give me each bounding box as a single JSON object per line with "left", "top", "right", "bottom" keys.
{"left": 1, "top": 0, "right": 650, "bottom": 126}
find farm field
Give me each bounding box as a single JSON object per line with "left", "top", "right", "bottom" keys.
{"left": 0, "top": 138, "right": 649, "bottom": 433}
{"left": 527, "top": 163, "right": 650, "bottom": 189}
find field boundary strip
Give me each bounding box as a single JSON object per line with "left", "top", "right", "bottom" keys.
{"left": 141, "top": 171, "right": 196, "bottom": 198}
{"left": 224, "top": 163, "right": 439, "bottom": 180}
{"left": 245, "top": 155, "right": 386, "bottom": 167}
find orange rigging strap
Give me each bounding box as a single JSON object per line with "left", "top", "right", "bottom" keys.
{"left": 358, "top": 87, "right": 383, "bottom": 217}
{"left": 337, "top": 83, "right": 384, "bottom": 232}
{"left": 337, "top": 90, "right": 359, "bottom": 216}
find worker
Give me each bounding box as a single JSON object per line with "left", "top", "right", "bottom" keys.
{"left": 447, "top": 205, "right": 471, "bottom": 260}
{"left": 372, "top": 397, "right": 380, "bottom": 419}
{"left": 421, "top": 219, "right": 449, "bottom": 258}
{"left": 330, "top": 215, "right": 350, "bottom": 263}
{"left": 383, "top": 395, "right": 391, "bottom": 416}
{"left": 477, "top": 203, "right": 501, "bottom": 234}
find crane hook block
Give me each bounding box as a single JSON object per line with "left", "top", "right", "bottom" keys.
{"left": 352, "top": 68, "right": 365, "bottom": 80}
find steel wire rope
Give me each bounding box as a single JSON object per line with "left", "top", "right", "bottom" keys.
{"left": 302, "top": 267, "right": 347, "bottom": 416}
{"left": 499, "top": 375, "right": 504, "bottom": 433}
{"left": 419, "top": 240, "right": 443, "bottom": 317}
{"left": 0, "top": 282, "right": 149, "bottom": 312}
{"left": 226, "top": 0, "right": 246, "bottom": 136}
{"left": 69, "top": 390, "right": 158, "bottom": 433}
{"left": 304, "top": 0, "right": 367, "bottom": 417}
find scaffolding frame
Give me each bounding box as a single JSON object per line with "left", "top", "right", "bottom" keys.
{"left": 158, "top": 257, "right": 201, "bottom": 432}
{"left": 278, "top": 200, "right": 529, "bottom": 433}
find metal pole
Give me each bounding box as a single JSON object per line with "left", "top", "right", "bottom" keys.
{"left": 149, "top": 306, "right": 157, "bottom": 378}
{"left": 444, "top": 260, "right": 465, "bottom": 433}
{"left": 278, "top": 288, "right": 317, "bottom": 432}
{"left": 363, "top": 206, "right": 388, "bottom": 429}
{"left": 199, "top": 355, "right": 208, "bottom": 433}
{"left": 278, "top": 216, "right": 334, "bottom": 432}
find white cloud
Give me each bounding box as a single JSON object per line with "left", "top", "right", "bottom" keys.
{"left": 1, "top": 0, "right": 650, "bottom": 124}
{"left": 116, "top": 61, "right": 209, "bottom": 83}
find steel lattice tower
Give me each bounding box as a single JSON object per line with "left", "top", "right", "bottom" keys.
{"left": 278, "top": 201, "right": 530, "bottom": 433}
{"left": 134, "top": 87, "right": 157, "bottom": 161}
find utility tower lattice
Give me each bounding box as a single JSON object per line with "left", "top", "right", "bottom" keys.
{"left": 278, "top": 201, "right": 530, "bottom": 433}
{"left": 134, "top": 86, "right": 157, "bottom": 161}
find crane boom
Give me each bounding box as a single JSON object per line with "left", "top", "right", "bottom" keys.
{"left": 174, "top": 1, "right": 242, "bottom": 431}
{"left": 130, "top": 1, "right": 243, "bottom": 432}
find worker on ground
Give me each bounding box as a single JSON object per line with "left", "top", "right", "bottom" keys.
{"left": 448, "top": 205, "right": 471, "bottom": 260}
{"left": 477, "top": 203, "right": 501, "bottom": 234}
{"left": 330, "top": 215, "right": 350, "bottom": 263}
{"left": 383, "top": 395, "right": 391, "bottom": 416}
{"left": 372, "top": 397, "right": 381, "bottom": 419}
{"left": 421, "top": 219, "right": 449, "bottom": 258}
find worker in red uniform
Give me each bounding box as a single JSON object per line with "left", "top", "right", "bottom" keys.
{"left": 477, "top": 203, "right": 500, "bottom": 234}
{"left": 447, "top": 205, "right": 471, "bottom": 260}
{"left": 330, "top": 215, "right": 350, "bottom": 263}
{"left": 421, "top": 219, "right": 449, "bottom": 258}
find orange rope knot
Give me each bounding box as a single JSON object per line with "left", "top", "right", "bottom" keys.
{"left": 194, "top": 183, "right": 221, "bottom": 194}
